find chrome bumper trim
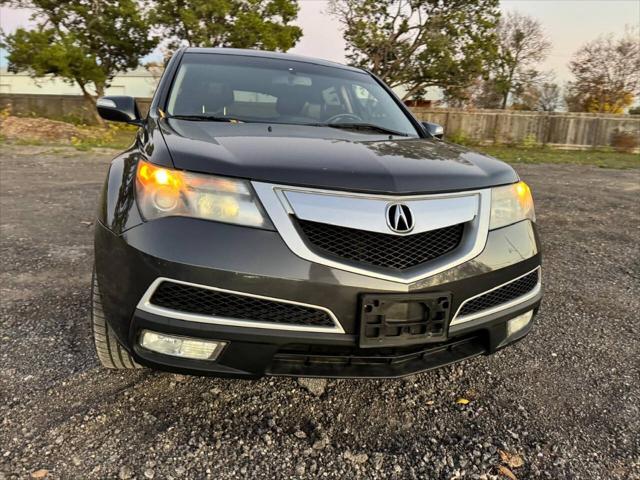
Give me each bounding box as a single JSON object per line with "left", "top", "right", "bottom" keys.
{"left": 450, "top": 267, "right": 542, "bottom": 326}
{"left": 136, "top": 277, "right": 345, "bottom": 334}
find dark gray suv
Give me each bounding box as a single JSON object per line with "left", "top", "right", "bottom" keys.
{"left": 92, "top": 48, "right": 541, "bottom": 378}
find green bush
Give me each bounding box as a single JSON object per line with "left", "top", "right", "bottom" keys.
{"left": 446, "top": 131, "right": 477, "bottom": 146}
{"left": 520, "top": 134, "right": 540, "bottom": 149}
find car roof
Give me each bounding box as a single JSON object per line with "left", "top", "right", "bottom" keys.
{"left": 183, "top": 47, "right": 365, "bottom": 74}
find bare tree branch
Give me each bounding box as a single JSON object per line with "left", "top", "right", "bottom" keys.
{"left": 493, "top": 11, "right": 551, "bottom": 108}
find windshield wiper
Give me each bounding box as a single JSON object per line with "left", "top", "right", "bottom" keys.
{"left": 323, "top": 123, "right": 409, "bottom": 137}
{"left": 166, "top": 114, "right": 245, "bottom": 123}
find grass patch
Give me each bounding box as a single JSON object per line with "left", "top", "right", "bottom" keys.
{"left": 3, "top": 126, "right": 137, "bottom": 150}
{"left": 70, "top": 124, "right": 137, "bottom": 150}
{"left": 475, "top": 145, "right": 640, "bottom": 169}
{"left": 13, "top": 138, "right": 46, "bottom": 146}
{"left": 1, "top": 115, "right": 138, "bottom": 151}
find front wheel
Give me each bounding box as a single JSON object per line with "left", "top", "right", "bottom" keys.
{"left": 91, "top": 270, "right": 142, "bottom": 369}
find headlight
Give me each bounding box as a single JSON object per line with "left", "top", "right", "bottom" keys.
{"left": 490, "top": 181, "right": 535, "bottom": 230}
{"left": 135, "top": 159, "right": 272, "bottom": 229}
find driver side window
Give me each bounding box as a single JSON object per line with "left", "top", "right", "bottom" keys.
{"left": 321, "top": 86, "right": 353, "bottom": 121}
{"left": 322, "top": 87, "right": 342, "bottom": 107}
{"left": 351, "top": 84, "right": 385, "bottom": 122}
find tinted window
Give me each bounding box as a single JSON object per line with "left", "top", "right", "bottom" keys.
{"left": 166, "top": 53, "right": 419, "bottom": 136}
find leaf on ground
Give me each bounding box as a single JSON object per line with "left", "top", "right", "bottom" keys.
{"left": 499, "top": 449, "right": 525, "bottom": 468}
{"left": 30, "top": 470, "right": 49, "bottom": 479}
{"left": 456, "top": 398, "right": 470, "bottom": 405}
{"left": 497, "top": 465, "right": 517, "bottom": 480}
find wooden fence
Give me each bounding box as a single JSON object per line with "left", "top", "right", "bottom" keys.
{"left": 1, "top": 93, "right": 639, "bottom": 149}
{"left": 412, "top": 107, "right": 640, "bottom": 149}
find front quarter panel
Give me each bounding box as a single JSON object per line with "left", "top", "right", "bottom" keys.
{"left": 98, "top": 117, "right": 175, "bottom": 235}
{"left": 99, "top": 149, "right": 143, "bottom": 234}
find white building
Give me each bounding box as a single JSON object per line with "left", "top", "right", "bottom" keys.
{"left": 0, "top": 67, "right": 160, "bottom": 98}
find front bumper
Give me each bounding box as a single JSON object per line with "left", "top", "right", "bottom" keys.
{"left": 94, "top": 216, "right": 542, "bottom": 378}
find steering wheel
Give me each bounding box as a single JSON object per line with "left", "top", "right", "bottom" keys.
{"left": 326, "top": 113, "right": 363, "bottom": 124}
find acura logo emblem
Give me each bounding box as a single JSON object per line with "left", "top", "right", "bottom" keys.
{"left": 386, "top": 203, "right": 414, "bottom": 233}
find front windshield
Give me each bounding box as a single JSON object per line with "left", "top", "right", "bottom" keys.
{"left": 166, "top": 53, "right": 419, "bottom": 137}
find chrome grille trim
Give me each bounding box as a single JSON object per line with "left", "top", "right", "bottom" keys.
{"left": 137, "top": 277, "right": 345, "bottom": 334}
{"left": 253, "top": 182, "right": 492, "bottom": 284}
{"left": 450, "top": 267, "right": 542, "bottom": 326}
{"left": 284, "top": 189, "right": 478, "bottom": 235}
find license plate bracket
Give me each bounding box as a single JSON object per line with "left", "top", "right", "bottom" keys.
{"left": 359, "top": 292, "right": 451, "bottom": 348}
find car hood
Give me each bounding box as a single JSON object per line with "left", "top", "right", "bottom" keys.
{"left": 160, "top": 119, "right": 518, "bottom": 194}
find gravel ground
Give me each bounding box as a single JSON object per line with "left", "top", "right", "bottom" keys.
{"left": 1, "top": 145, "right": 639, "bottom": 480}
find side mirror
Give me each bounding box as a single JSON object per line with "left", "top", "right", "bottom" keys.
{"left": 422, "top": 121, "right": 444, "bottom": 139}
{"left": 97, "top": 96, "right": 143, "bottom": 126}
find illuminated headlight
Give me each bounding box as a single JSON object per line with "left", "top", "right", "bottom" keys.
{"left": 490, "top": 181, "right": 536, "bottom": 230}
{"left": 135, "top": 160, "right": 272, "bottom": 228}
{"left": 139, "top": 330, "right": 226, "bottom": 360}
{"left": 506, "top": 310, "right": 534, "bottom": 337}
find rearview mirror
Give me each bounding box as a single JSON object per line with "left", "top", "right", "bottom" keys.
{"left": 97, "top": 96, "right": 143, "bottom": 126}
{"left": 422, "top": 121, "right": 444, "bottom": 139}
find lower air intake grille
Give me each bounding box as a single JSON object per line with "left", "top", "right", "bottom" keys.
{"left": 149, "top": 282, "right": 335, "bottom": 327}
{"left": 268, "top": 336, "right": 485, "bottom": 377}
{"left": 458, "top": 269, "right": 539, "bottom": 317}
{"left": 296, "top": 219, "right": 464, "bottom": 270}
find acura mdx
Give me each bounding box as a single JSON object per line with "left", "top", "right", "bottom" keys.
{"left": 92, "top": 48, "right": 542, "bottom": 378}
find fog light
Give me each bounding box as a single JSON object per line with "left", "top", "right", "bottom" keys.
{"left": 140, "top": 330, "right": 226, "bottom": 360}
{"left": 506, "top": 310, "right": 534, "bottom": 337}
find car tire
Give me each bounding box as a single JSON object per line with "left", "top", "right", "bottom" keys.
{"left": 91, "top": 270, "right": 143, "bottom": 369}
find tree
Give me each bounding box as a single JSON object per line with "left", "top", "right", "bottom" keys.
{"left": 565, "top": 31, "right": 640, "bottom": 113}
{"left": 489, "top": 12, "right": 551, "bottom": 109}
{"left": 512, "top": 80, "right": 562, "bottom": 111}
{"left": 152, "top": 0, "right": 302, "bottom": 53}
{"left": 2, "top": 0, "right": 156, "bottom": 124}
{"left": 536, "top": 82, "right": 562, "bottom": 112}
{"left": 329, "top": 0, "right": 501, "bottom": 101}
{"left": 441, "top": 77, "right": 502, "bottom": 109}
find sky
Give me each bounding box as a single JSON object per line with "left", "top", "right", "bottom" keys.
{"left": 1, "top": 0, "right": 639, "bottom": 83}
